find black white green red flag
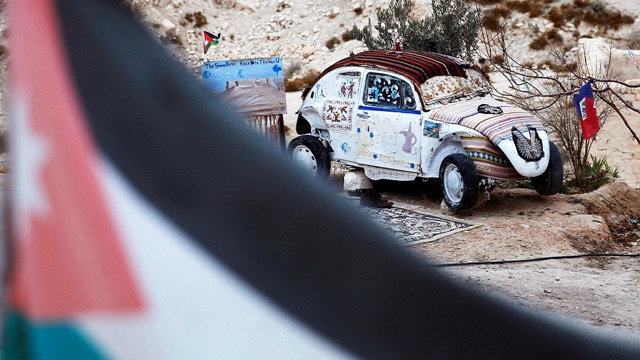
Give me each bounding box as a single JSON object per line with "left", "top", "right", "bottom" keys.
{"left": 4, "top": 0, "right": 640, "bottom": 359}
{"left": 203, "top": 30, "right": 220, "bottom": 53}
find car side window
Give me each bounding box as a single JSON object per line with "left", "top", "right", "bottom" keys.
{"left": 402, "top": 82, "right": 417, "bottom": 110}
{"left": 364, "top": 73, "right": 402, "bottom": 109}
{"left": 364, "top": 73, "right": 417, "bottom": 111}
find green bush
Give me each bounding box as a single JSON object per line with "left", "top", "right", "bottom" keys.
{"left": 351, "top": 0, "right": 482, "bottom": 61}
{"left": 585, "top": 155, "right": 619, "bottom": 179}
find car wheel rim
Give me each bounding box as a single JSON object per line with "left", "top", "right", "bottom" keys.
{"left": 444, "top": 164, "right": 464, "bottom": 203}
{"left": 292, "top": 145, "right": 318, "bottom": 176}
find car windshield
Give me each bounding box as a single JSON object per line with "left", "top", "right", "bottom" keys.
{"left": 420, "top": 69, "right": 491, "bottom": 108}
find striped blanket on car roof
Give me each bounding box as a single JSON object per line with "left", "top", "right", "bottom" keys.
{"left": 429, "top": 98, "right": 544, "bottom": 145}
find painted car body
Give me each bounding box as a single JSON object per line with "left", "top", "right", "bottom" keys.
{"left": 294, "top": 50, "right": 557, "bottom": 206}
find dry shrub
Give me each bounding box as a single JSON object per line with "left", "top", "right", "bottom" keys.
{"left": 560, "top": 3, "right": 585, "bottom": 26}
{"left": 573, "top": 0, "right": 589, "bottom": 8}
{"left": 353, "top": 6, "right": 363, "bottom": 16}
{"left": 547, "top": 6, "right": 566, "bottom": 28}
{"left": 212, "top": 0, "right": 237, "bottom": 8}
{"left": 285, "top": 69, "right": 320, "bottom": 92}
{"left": 325, "top": 36, "right": 341, "bottom": 50}
{"left": 491, "top": 54, "right": 504, "bottom": 64}
{"left": 505, "top": 0, "right": 530, "bottom": 13}
{"left": 529, "top": 35, "right": 549, "bottom": 50}
{"left": 542, "top": 59, "right": 572, "bottom": 72}
{"left": 185, "top": 11, "right": 208, "bottom": 28}
{"left": 493, "top": 6, "right": 511, "bottom": 18}
{"left": 469, "top": 0, "right": 502, "bottom": 5}
{"left": 483, "top": 12, "right": 502, "bottom": 31}
{"left": 276, "top": 2, "right": 290, "bottom": 12}
{"left": 528, "top": 2, "right": 544, "bottom": 18}
{"left": 341, "top": 31, "right": 353, "bottom": 42}
{"left": 584, "top": 9, "right": 634, "bottom": 31}
{"left": 544, "top": 28, "right": 563, "bottom": 43}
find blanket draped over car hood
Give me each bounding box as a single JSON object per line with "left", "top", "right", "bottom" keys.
{"left": 430, "top": 98, "right": 549, "bottom": 177}
{"left": 429, "top": 98, "right": 544, "bottom": 145}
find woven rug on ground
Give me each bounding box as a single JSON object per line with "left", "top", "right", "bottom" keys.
{"left": 361, "top": 202, "right": 481, "bottom": 246}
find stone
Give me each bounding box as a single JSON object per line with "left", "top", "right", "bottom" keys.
{"left": 302, "top": 45, "right": 315, "bottom": 59}
{"left": 160, "top": 19, "right": 175, "bottom": 31}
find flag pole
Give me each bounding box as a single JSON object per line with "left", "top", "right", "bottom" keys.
{"left": 628, "top": 48, "right": 640, "bottom": 73}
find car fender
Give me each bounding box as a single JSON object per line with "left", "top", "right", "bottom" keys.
{"left": 298, "top": 104, "right": 327, "bottom": 133}
{"left": 422, "top": 133, "right": 469, "bottom": 178}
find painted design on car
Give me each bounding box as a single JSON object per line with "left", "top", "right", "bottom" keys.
{"left": 322, "top": 99, "right": 354, "bottom": 131}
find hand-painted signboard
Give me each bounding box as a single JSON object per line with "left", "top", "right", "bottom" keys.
{"left": 202, "top": 56, "right": 287, "bottom": 116}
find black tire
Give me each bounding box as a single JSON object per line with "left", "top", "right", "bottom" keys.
{"left": 287, "top": 135, "right": 331, "bottom": 180}
{"left": 439, "top": 154, "right": 480, "bottom": 212}
{"left": 532, "top": 141, "right": 563, "bottom": 195}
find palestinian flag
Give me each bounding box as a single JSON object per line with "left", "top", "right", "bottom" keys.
{"left": 202, "top": 30, "right": 220, "bottom": 53}
{"left": 5, "top": 0, "right": 640, "bottom": 359}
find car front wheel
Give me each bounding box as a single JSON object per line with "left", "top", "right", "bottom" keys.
{"left": 288, "top": 135, "right": 331, "bottom": 180}
{"left": 439, "top": 154, "right": 479, "bottom": 212}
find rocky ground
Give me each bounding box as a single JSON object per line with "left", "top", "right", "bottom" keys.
{"left": 348, "top": 174, "right": 640, "bottom": 340}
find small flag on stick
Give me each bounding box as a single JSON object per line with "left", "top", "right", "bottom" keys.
{"left": 573, "top": 82, "right": 600, "bottom": 140}
{"left": 628, "top": 48, "right": 640, "bottom": 73}
{"left": 203, "top": 31, "right": 221, "bottom": 53}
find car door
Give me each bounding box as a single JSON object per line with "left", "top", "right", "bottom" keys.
{"left": 316, "top": 68, "right": 363, "bottom": 164}
{"left": 354, "top": 71, "right": 422, "bottom": 173}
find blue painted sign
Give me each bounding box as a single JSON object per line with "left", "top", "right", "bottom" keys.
{"left": 202, "top": 57, "right": 286, "bottom": 116}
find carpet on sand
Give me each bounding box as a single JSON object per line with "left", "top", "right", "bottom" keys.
{"left": 360, "top": 202, "right": 481, "bottom": 246}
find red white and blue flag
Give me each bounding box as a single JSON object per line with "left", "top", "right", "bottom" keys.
{"left": 4, "top": 0, "right": 640, "bottom": 359}
{"left": 573, "top": 81, "right": 600, "bottom": 140}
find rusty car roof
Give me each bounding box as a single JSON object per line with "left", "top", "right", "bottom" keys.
{"left": 302, "top": 50, "right": 473, "bottom": 98}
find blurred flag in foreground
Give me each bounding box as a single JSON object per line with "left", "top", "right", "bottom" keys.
{"left": 4, "top": 0, "right": 640, "bottom": 359}
{"left": 573, "top": 81, "right": 600, "bottom": 140}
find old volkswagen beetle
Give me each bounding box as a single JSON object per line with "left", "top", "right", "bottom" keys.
{"left": 289, "top": 50, "right": 563, "bottom": 211}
